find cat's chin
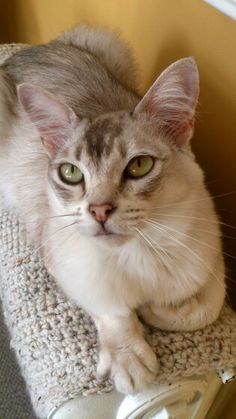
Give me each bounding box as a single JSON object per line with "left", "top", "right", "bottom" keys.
{"left": 94, "top": 231, "right": 130, "bottom": 246}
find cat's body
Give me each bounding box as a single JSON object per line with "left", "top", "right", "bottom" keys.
{"left": 0, "top": 26, "right": 225, "bottom": 393}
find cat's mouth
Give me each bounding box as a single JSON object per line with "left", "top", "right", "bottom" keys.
{"left": 95, "top": 226, "right": 116, "bottom": 237}
{"left": 96, "top": 230, "right": 113, "bottom": 236}
{"left": 94, "top": 225, "right": 124, "bottom": 241}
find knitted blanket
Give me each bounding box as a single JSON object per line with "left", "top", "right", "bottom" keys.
{"left": 0, "top": 211, "right": 236, "bottom": 418}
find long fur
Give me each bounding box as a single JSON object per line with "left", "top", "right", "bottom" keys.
{"left": 57, "top": 25, "right": 138, "bottom": 90}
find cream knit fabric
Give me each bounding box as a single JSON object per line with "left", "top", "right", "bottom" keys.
{"left": 0, "top": 45, "right": 236, "bottom": 419}
{"left": 0, "top": 43, "right": 27, "bottom": 62}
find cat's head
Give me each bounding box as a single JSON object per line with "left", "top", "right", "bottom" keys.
{"left": 17, "top": 58, "right": 200, "bottom": 246}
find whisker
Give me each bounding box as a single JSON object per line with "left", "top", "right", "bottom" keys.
{"left": 135, "top": 227, "right": 173, "bottom": 267}
{"left": 29, "top": 221, "right": 79, "bottom": 257}
{"left": 146, "top": 213, "right": 236, "bottom": 240}
{"left": 144, "top": 219, "right": 226, "bottom": 292}
{"left": 134, "top": 228, "right": 157, "bottom": 260}
{"left": 146, "top": 218, "right": 232, "bottom": 289}
{"left": 146, "top": 211, "right": 236, "bottom": 230}
{"left": 48, "top": 213, "right": 79, "bottom": 219}
{"left": 146, "top": 218, "right": 236, "bottom": 260}
{"left": 146, "top": 191, "right": 235, "bottom": 211}
{"left": 135, "top": 228, "right": 160, "bottom": 258}
{"left": 142, "top": 222, "right": 203, "bottom": 295}
{"left": 41, "top": 228, "right": 78, "bottom": 272}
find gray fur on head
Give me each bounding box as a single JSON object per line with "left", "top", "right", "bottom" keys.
{"left": 57, "top": 25, "right": 138, "bottom": 91}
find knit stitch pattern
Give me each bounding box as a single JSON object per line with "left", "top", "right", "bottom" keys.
{"left": 0, "top": 43, "right": 27, "bottom": 62}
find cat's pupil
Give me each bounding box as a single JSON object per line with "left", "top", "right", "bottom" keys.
{"left": 71, "top": 165, "right": 75, "bottom": 174}
{"left": 137, "top": 158, "right": 141, "bottom": 168}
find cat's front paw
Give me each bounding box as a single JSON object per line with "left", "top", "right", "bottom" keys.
{"left": 97, "top": 338, "right": 159, "bottom": 394}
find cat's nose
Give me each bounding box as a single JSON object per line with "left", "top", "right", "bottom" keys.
{"left": 89, "top": 203, "right": 114, "bottom": 223}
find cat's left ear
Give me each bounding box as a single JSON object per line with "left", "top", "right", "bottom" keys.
{"left": 17, "top": 83, "right": 78, "bottom": 157}
{"left": 134, "top": 58, "right": 199, "bottom": 147}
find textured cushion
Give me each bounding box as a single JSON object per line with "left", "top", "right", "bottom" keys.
{"left": 0, "top": 44, "right": 236, "bottom": 419}
{"left": 0, "top": 43, "right": 27, "bottom": 64}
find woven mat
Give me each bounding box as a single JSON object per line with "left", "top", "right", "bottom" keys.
{"left": 0, "top": 43, "right": 27, "bottom": 63}
{"left": 0, "top": 211, "right": 236, "bottom": 418}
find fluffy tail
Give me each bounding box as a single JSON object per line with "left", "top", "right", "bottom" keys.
{"left": 57, "top": 25, "right": 138, "bottom": 91}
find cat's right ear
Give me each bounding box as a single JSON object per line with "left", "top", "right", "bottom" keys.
{"left": 134, "top": 58, "right": 199, "bottom": 147}
{"left": 17, "top": 83, "right": 78, "bottom": 157}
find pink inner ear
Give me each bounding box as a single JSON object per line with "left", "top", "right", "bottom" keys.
{"left": 174, "top": 119, "right": 195, "bottom": 147}
{"left": 17, "top": 83, "right": 77, "bottom": 157}
{"left": 41, "top": 137, "right": 59, "bottom": 156}
{"left": 134, "top": 58, "right": 199, "bottom": 146}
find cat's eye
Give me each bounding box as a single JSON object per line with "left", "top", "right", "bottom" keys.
{"left": 59, "top": 163, "right": 83, "bottom": 184}
{"left": 126, "top": 156, "right": 154, "bottom": 178}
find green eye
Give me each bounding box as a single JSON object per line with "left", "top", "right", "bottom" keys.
{"left": 59, "top": 163, "right": 83, "bottom": 184}
{"left": 126, "top": 155, "right": 154, "bottom": 178}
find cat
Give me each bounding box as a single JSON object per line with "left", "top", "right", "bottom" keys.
{"left": 0, "top": 26, "right": 225, "bottom": 394}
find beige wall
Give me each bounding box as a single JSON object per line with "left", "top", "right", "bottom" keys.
{"left": 0, "top": 0, "right": 236, "bottom": 301}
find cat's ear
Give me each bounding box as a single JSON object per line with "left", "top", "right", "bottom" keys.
{"left": 134, "top": 58, "right": 199, "bottom": 147}
{"left": 17, "top": 83, "right": 78, "bottom": 157}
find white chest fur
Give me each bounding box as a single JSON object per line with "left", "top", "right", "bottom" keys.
{"left": 44, "top": 221, "right": 213, "bottom": 317}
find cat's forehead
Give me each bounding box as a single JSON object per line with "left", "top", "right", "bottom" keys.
{"left": 76, "top": 112, "right": 129, "bottom": 165}
{"left": 75, "top": 111, "right": 166, "bottom": 164}
{"left": 58, "top": 111, "right": 168, "bottom": 168}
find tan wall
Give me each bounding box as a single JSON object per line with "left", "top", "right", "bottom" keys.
{"left": 0, "top": 0, "right": 236, "bottom": 303}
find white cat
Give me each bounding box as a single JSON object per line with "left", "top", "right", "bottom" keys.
{"left": 0, "top": 26, "right": 225, "bottom": 394}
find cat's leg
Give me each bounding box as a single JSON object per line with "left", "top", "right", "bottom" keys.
{"left": 139, "top": 276, "right": 225, "bottom": 332}
{"left": 93, "top": 311, "right": 159, "bottom": 394}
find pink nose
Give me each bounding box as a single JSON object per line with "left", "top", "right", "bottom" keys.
{"left": 89, "top": 203, "right": 114, "bottom": 223}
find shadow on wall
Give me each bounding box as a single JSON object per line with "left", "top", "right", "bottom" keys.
{"left": 0, "top": 1, "right": 40, "bottom": 43}
{"left": 0, "top": 3, "right": 17, "bottom": 42}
